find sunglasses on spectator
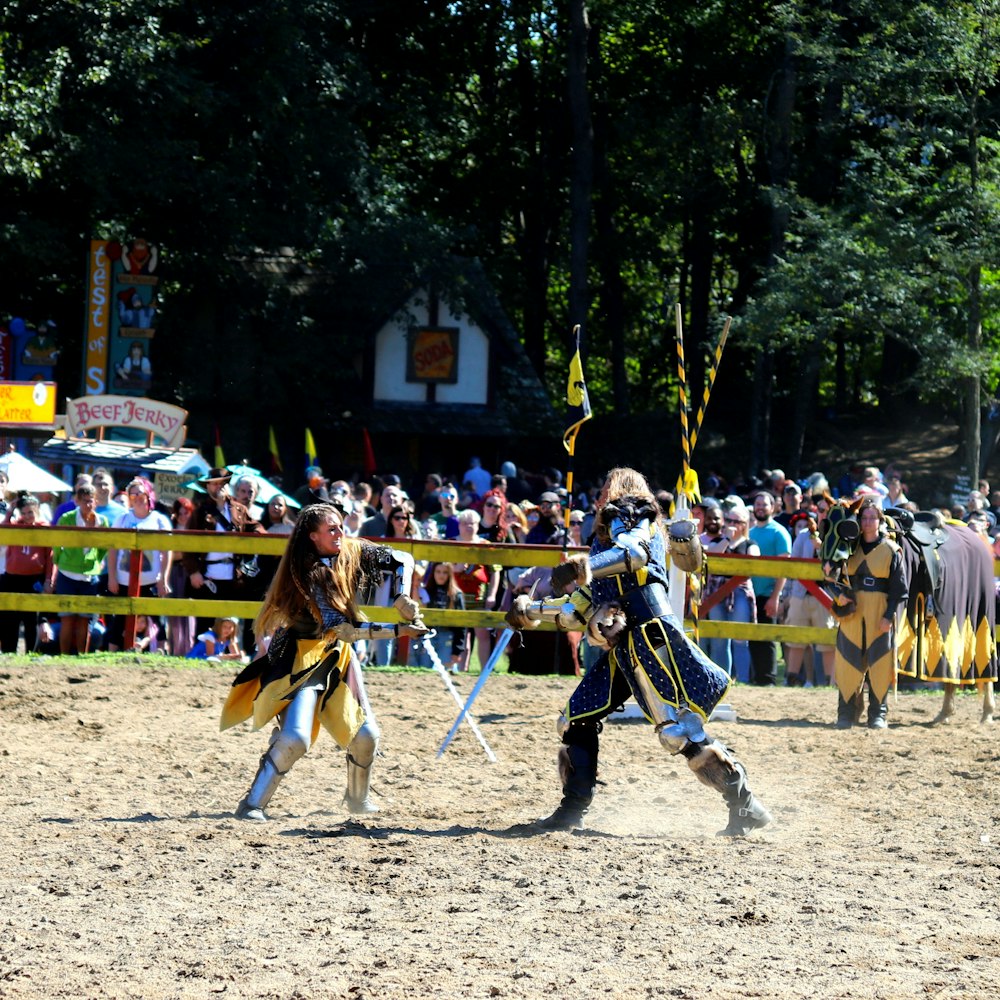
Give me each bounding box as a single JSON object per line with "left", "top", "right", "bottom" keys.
{"left": 128, "top": 490, "right": 147, "bottom": 499}
{"left": 391, "top": 514, "right": 409, "bottom": 521}
{"left": 484, "top": 501, "right": 502, "bottom": 508}
{"left": 440, "top": 492, "right": 456, "bottom": 500}
{"left": 723, "top": 517, "right": 744, "bottom": 524}
{"left": 570, "top": 519, "right": 583, "bottom": 525}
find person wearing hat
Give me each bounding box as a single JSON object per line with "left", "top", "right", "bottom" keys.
{"left": 525, "top": 491, "right": 567, "bottom": 546}
{"left": 186, "top": 615, "right": 246, "bottom": 662}
{"left": 691, "top": 495, "right": 720, "bottom": 534}
{"left": 182, "top": 468, "right": 265, "bottom": 628}
{"left": 294, "top": 466, "right": 328, "bottom": 507}
{"left": 747, "top": 491, "right": 791, "bottom": 686}
{"left": 775, "top": 482, "right": 803, "bottom": 532}
{"left": 966, "top": 508, "right": 996, "bottom": 550}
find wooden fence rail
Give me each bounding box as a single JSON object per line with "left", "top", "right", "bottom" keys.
{"left": 0, "top": 525, "right": 994, "bottom": 646}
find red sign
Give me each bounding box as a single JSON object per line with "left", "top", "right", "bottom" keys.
{"left": 407, "top": 327, "right": 459, "bottom": 384}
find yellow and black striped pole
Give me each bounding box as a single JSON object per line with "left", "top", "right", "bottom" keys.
{"left": 563, "top": 324, "right": 593, "bottom": 533}
{"left": 675, "top": 303, "right": 691, "bottom": 500}
{"left": 689, "top": 315, "right": 731, "bottom": 455}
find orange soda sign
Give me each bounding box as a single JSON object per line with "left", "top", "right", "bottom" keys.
{"left": 407, "top": 327, "right": 459, "bottom": 383}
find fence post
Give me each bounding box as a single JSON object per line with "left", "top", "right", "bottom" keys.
{"left": 122, "top": 548, "right": 142, "bottom": 649}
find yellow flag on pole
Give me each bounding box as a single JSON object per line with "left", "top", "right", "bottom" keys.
{"left": 268, "top": 425, "right": 283, "bottom": 473}
{"left": 305, "top": 427, "right": 318, "bottom": 470}
{"left": 562, "top": 326, "right": 592, "bottom": 453}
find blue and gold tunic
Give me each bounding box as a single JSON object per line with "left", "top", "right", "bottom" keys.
{"left": 566, "top": 528, "right": 731, "bottom": 725}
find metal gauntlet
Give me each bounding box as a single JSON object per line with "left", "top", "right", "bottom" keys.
{"left": 506, "top": 595, "right": 584, "bottom": 631}
{"left": 389, "top": 550, "right": 415, "bottom": 603}
{"left": 590, "top": 520, "right": 653, "bottom": 579}
{"left": 330, "top": 622, "right": 398, "bottom": 643}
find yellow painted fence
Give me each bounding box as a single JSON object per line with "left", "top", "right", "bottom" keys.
{"left": 0, "top": 525, "right": 851, "bottom": 645}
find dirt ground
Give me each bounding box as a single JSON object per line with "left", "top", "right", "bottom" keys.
{"left": 0, "top": 660, "right": 998, "bottom": 1000}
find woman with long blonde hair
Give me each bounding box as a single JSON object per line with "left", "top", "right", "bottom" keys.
{"left": 221, "top": 504, "right": 428, "bottom": 821}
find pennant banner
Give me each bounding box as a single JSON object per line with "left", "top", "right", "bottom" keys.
{"left": 305, "top": 427, "right": 318, "bottom": 471}
{"left": 213, "top": 423, "right": 226, "bottom": 468}
{"left": 562, "top": 325, "right": 592, "bottom": 453}
{"left": 268, "top": 425, "right": 283, "bottom": 473}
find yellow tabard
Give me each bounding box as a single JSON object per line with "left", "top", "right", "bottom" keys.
{"left": 834, "top": 539, "right": 899, "bottom": 702}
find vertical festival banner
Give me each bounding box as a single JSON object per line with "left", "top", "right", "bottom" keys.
{"left": 82, "top": 240, "right": 112, "bottom": 396}
{"left": 108, "top": 237, "right": 159, "bottom": 398}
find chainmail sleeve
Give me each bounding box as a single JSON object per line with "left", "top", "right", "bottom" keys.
{"left": 311, "top": 541, "right": 410, "bottom": 632}
{"left": 313, "top": 587, "right": 351, "bottom": 632}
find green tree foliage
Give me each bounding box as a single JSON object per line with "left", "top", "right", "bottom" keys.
{"left": 2, "top": 1, "right": 1000, "bottom": 477}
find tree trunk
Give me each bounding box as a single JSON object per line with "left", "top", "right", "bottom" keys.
{"left": 787, "top": 335, "right": 823, "bottom": 475}
{"left": 966, "top": 104, "right": 982, "bottom": 478}
{"left": 967, "top": 265, "right": 982, "bottom": 478}
{"left": 592, "top": 77, "right": 629, "bottom": 416}
{"left": 751, "top": 33, "right": 796, "bottom": 473}
{"left": 566, "top": 0, "right": 593, "bottom": 348}
{"left": 514, "top": 4, "right": 550, "bottom": 380}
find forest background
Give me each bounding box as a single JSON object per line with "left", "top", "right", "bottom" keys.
{"left": 3, "top": 1, "right": 1000, "bottom": 488}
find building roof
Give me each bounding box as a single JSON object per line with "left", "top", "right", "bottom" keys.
{"left": 341, "top": 261, "right": 556, "bottom": 438}
{"left": 35, "top": 436, "right": 209, "bottom": 476}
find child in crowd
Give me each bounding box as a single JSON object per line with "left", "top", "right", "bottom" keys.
{"left": 409, "top": 562, "right": 467, "bottom": 672}
{"left": 186, "top": 616, "right": 246, "bottom": 662}
{"left": 131, "top": 614, "right": 159, "bottom": 653}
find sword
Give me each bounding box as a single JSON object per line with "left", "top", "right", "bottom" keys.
{"left": 422, "top": 631, "right": 497, "bottom": 762}
{"left": 436, "top": 626, "right": 515, "bottom": 758}
{"left": 437, "top": 580, "right": 537, "bottom": 758}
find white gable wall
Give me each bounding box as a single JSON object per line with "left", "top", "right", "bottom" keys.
{"left": 372, "top": 295, "right": 489, "bottom": 405}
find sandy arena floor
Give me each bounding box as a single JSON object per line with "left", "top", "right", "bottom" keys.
{"left": 0, "top": 661, "right": 997, "bottom": 999}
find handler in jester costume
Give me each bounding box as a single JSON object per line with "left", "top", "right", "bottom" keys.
{"left": 220, "top": 503, "right": 428, "bottom": 820}
{"left": 826, "top": 497, "right": 908, "bottom": 729}
{"left": 506, "top": 467, "right": 772, "bottom": 836}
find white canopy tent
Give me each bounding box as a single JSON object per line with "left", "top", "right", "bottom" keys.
{"left": 0, "top": 451, "right": 73, "bottom": 494}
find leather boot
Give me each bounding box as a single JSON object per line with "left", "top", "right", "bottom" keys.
{"left": 717, "top": 761, "right": 773, "bottom": 837}
{"left": 867, "top": 692, "right": 888, "bottom": 730}
{"left": 534, "top": 743, "right": 597, "bottom": 831}
{"left": 836, "top": 691, "right": 864, "bottom": 729}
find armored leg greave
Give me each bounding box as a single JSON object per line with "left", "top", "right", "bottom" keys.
{"left": 236, "top": 726, "right": 309, "bottom": 821}
{"left": 345, "top": 719, "right": 380, "bottom": 814}
{"left": 236, "top": 703, "right": 313, "bottom": 821}
{"left": 685, "top": 740, "right": 772, "bottom": 837}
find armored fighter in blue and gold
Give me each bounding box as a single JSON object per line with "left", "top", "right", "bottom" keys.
{"left": 506, "top": 466, "right": 772, "bottom": 836}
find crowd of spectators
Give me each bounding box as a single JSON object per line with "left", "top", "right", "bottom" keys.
{"left": 2, "top": 455, "right": 998, "bottom": 683}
